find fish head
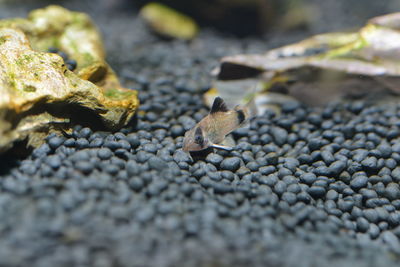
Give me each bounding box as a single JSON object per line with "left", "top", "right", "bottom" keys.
{"left": 182, "top": 126, "right": 210, "bottom": 152}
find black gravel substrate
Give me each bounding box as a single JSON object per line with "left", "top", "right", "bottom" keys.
{"left": 2, "top": 1, "right": 400, "bottom": 267}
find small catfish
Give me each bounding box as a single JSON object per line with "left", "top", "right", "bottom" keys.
{"left": 182, "top": 97, "right": 253, "bottom": 152}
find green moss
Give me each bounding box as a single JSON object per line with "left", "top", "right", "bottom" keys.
{"left": 71, "top": 13, "right": 88, "bottom": 26}
{"left": 0, "top": 36, "right": 7, "bottom": 45}
{"left": 50, "top": 60, "right": 62, "bottom": 70}
{"left": 104, "top": 88, "right": 135, "bottom": 100}
{"left": 16, "top": 54, "right": 35, "bottom": 66}
{"left": 0, "top": 18, "right": 20, "bottom": 28}
{"left": 76, "top": 52, "right": 96, "bottom": 69}
{"left": 39, "top": 36, "right": 60, "bottom": 52}
{"left": 7, "top": 72, "right": 17, "bottom": 89}
{"left": 66, "top": 39, "right": 79, "bottom": 54}
{"left": 23, "top": 85, "right": 36, "bottom": 92}
{"left": 82, "top": 52, "right": 94, "bottom": 63}
{"left": 9, "top": 80, "right": 16, "bottom": 88}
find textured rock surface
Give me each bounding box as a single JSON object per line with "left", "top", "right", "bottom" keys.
{"left": 0, "top": 6, "right": 138, "bottom": 153}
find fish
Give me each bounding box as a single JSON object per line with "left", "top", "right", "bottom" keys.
{"left": 182, "top": 96, "right": 252, "bottom": 152}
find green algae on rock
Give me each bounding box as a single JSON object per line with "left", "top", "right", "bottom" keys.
{"left": 140, "top": 2, "right": 198, "bottom": 40}
{"left": 0, "top": 6, "right": 138, "bottom": 153}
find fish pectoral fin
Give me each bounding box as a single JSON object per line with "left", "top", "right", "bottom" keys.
{"left": 221, "top": 135, "right": 236, "bottom": 147}
{"left": 210, "top": 143, "right": 233, "bottom": 151}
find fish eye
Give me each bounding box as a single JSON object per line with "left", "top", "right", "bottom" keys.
{"left": 194, "top": 134, "right": 204, "bottom": 145}
{"left": 194, "top": 127, "right": 204, "bottom": 145}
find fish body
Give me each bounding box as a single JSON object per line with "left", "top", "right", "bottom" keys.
{"left": 182, "top": 97, "right": 251, "bottom": 152}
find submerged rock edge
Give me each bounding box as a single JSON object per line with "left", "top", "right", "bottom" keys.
{"left": 0, "top": 6, "right": 139, "bottom": 154}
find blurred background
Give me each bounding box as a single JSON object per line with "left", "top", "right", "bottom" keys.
{"left": 1, "top": 0, "right": 400, "bottom": 36}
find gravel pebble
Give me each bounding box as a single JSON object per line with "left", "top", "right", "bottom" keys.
{"left": 300, "top": 173, "right": 317, "bottom": 185}
{"left": 0, "top": 3, "right": 400, "bottom": 267}
{"left": 97, "top": 148, "right": 112, "bottom": 160}
{"left": 75, "top": 161, "right": 94, "bottom": 174}
{"left": 45, "top": 155, "right": 62, "bottom": 169}
{"left": 270, "top": 127, "right": 288, "bottom": 146}
{"left": 350, "top": 176, "right": 369, "bottom": 191}
{"left": 48, "top": 136, "right": 64, "bottom": 149}
{"left": 173, "top": 150, "right": 192, "bottom": 163}
{"left": 148, "top": 156, "right": 168, "bottom": 171}
{"left": 220, "top": 157, "right": 241, "bottom": 171}
{"left": 206, "top": 153, "right": 224, "bottom": 166}
{"left": 308, "top": 186, "right": 326, "bottom": 199}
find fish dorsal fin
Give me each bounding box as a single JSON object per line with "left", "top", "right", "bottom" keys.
{"left": 210, "top": 97, "right": 229, "bottom": 114}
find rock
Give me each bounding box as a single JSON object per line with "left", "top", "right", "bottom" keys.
{"left": 0, "top": 6, "right": 138, "bottom": 154}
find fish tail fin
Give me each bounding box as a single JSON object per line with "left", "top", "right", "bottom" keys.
{"left": 233, "top": 87, "right": 258, "bottom": 125}
{"left": 244, "top": 95, "right": 258, "bottom": 119}
{"left": 234, "top": 104, "right": 252, "bottom": 126}
{"left": 240, "top": 84, "right": 259, "bottom": 119}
